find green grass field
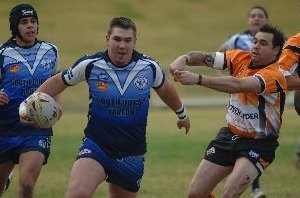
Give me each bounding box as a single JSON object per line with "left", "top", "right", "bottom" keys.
{"left": 3, "top": 106, "right": 300, "bottom": 197}
{"left": 1, "top": 0, "right": 300, "bottom": 197}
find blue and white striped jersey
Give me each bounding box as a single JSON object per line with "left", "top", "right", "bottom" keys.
{"left": 223, "top": 30, "right": 254, "bottom": 51}
{"left": 62, "top": 50, "right": 165, "bottom": 158}
{"left": 0, "top": 38, "right": 59, "bottom": 135}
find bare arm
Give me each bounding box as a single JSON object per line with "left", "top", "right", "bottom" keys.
{"left": 285, "top": 75, "right": 300, "bottom": 90}
{"left": 154, "top": 79, "right": 190, "bottom": 133}
{"left": 169, "top": 51, "right": 217, "bottom": 75}
{"left": 36, "top": 73, "right": 68, "bottom": 97}
{"left": 173, "top": 70, "right": 261, "bottom": 94}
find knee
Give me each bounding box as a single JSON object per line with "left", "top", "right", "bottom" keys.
{"left": 65, "top": 185, "right": 91, "bottom": 198}
{"left": 19, "top": 181, "right": 34, "bottom": 197}
{"left": 187, "top": 185, "right": 208, "bottom": 198}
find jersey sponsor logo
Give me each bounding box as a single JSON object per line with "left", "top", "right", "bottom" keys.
{"left": 97, "top": 72, "right": 109, "bottom": 91}
{"left": 228, "top": 104, "right": 258, "bottom": 120}
{"left": 97, "top": 81, "right": 108, "bottom": 91}
{"left": 9, "top": 64, "right": 20, "bottom": 73}
{"left": 206, "top": 146, "right": 215, "bottom": 156}
{"left": 108, "top": 108, "right": 135, "bottom": 116}
{"left": 249, "top": 150, "right": 259, "bottom": 158}
{"left": 78, "top": 148, "right": 92, "bottom": 156}
{"left": 41, "top": 58, "right": 53, "bottom": 70}
{"left": 38, "top": 138, "right": 51, "bottom": 149}
{"left": 134, "top": 76, "right": 147, "bottom": 90}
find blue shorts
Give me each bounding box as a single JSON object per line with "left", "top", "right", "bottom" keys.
{"left": 0, "top": 135, "right": 51, "bottom": 164}
{"left": 76, "top": 137, "right": 145, "bottom": 192}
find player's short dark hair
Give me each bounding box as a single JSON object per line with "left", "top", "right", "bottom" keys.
{"left": 259, "top": 24, "right": 286, "bottom": 59}
{"left": 108, "top": 17, "right": 137, "bottom": 37}
{"left": 9, "top": 4, "right": 38, "bottom": 37}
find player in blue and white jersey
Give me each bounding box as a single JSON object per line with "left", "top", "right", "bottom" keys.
{"left": 218, "top": 6, "right": 269, "bottom": 52}
{"left": 0, "top": 4, "right": 59, "bottom": 198}
{"left": 33, "top": 17, "right": 190, "bottom": 198}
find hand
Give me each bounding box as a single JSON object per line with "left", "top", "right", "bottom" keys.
{"left": 174, "top": 70, "right": 199, "bottom": 85}
{"left": 19, "top": 100, "right": 39, "bottom": 128}
{"left": 169, "top": 55, "right": 188, "bottom": 77}
{"left": 20, "top": 115, "right": 39, "bottom": 128}
{"left": 177, "top": 116, "right": 190, "bottom": 134}
{"left": 0, "top": 91, "right": 9, "bottom": 105}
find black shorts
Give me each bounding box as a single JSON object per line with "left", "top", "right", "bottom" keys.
{"left": 204, "top": 127, "right": 279, "bottom": 175}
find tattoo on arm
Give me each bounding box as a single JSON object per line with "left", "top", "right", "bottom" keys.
{"left": 186, "top": 51, "right": 215, "bottom": 67}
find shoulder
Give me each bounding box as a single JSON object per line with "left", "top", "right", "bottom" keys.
{"left": 260, "top": 63, "right": 286, "bottom": 80}
{"left": 226, "top": 49, "right": 251, "bottom": 60}
{"left": 285, "top": 33, "right": 300, "bottom": 47}
{"left": 72, "top": 51, "right": 104, "bottom": 67}
{"left": 133, "top": 50, "right": 160, "bottom": 65}
{"left": 37, "top": 40, "right": 59, "bottom": 51}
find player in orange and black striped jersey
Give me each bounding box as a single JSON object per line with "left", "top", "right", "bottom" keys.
{"left": 170, "top": 24, "right": 286, "bottom": 198}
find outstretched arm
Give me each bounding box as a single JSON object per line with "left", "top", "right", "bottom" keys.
{"left": 170, "top": 51, "right": 218, "bottom": 75}
{"left": 154, "top": 79, "right": 190, "bottom": 134}
{"left": 173, "top": 70, "right": 261, "bottom": 94}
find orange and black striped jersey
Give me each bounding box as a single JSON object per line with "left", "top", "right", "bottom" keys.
{"left": 278, "top": 33, "right": 300, "bottom": 75}
{"left": 223, "top": 50, "right": 287, "bottom": 139}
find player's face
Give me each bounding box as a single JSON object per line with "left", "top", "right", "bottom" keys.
{"left": 106, "top": 27, "right": 136, "bottom": 66}
{"left": 251, "top": 32, "right": 279, "bottom": 66}
{"left": 17, "top": 17, "right": 38, "bottom": 46}
{"left": 248, "top": 8, "right": 268, "bottom": 35}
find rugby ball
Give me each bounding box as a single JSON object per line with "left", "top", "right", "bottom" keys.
{"left": 19, "top": 92, "right": 62, "bottom": 128}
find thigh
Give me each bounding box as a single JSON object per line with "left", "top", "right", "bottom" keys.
{"left": 188, "top": 159, "right": 232, "bottom": 196}
{"left": 66, "top": 158, "right": 106, "bottom": 197}
{"left": 109, "top": 183, "right": 137, "bottom": 198}
{"left": 224, "top": 157, "right": 258, "bottom": 195}
{"left": 18, "top": 136, "right": 51, "bottom": 184}
{"left": 19, "top": 136, "right": 51, "bottom": 165}
{"left": 19, "top": 151, "right": 45, "bottom": 184}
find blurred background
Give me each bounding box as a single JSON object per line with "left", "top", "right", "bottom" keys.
{"left": 1, "top": 0, "right": 299, "bottom": 111}
{"left": 1, "top": 1, "right": 300, "bottom": 197}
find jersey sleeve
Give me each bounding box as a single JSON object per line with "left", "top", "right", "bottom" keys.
{"left": 278, "top": 34, "right": 300, "bottom": 75}
{"left": 152, "top": 62, "right": 165, "bottom": 88}
{"left": 223, "top": 34, "right": 240, "bottom": 50}
{"left": 254, "top": 64, "right": 287, "bottom": 94}
{"left": 61, "top": 57, "right": 98, "bottom": 86}
{"left": 52, "top": 46, "right": 60, "bottom": 75}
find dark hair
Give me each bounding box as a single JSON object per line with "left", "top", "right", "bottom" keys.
{"left": 259, "top": 24, "right": 286, "bottom": 59}
{"left": 9, "top": 4, "right": 38, "bottom": 37}
{"left": 107, "top": 17, "right": 137, "bottom": 37}
{"left": 248, "top": 6, "right": 268, "bottom": 19}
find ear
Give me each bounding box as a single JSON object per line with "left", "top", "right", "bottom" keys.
{"left": 105, "top": 34, "right": 109, "bottom": 46}
{"left": 273, "top": 46, "right": 281, "bottom": 57}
